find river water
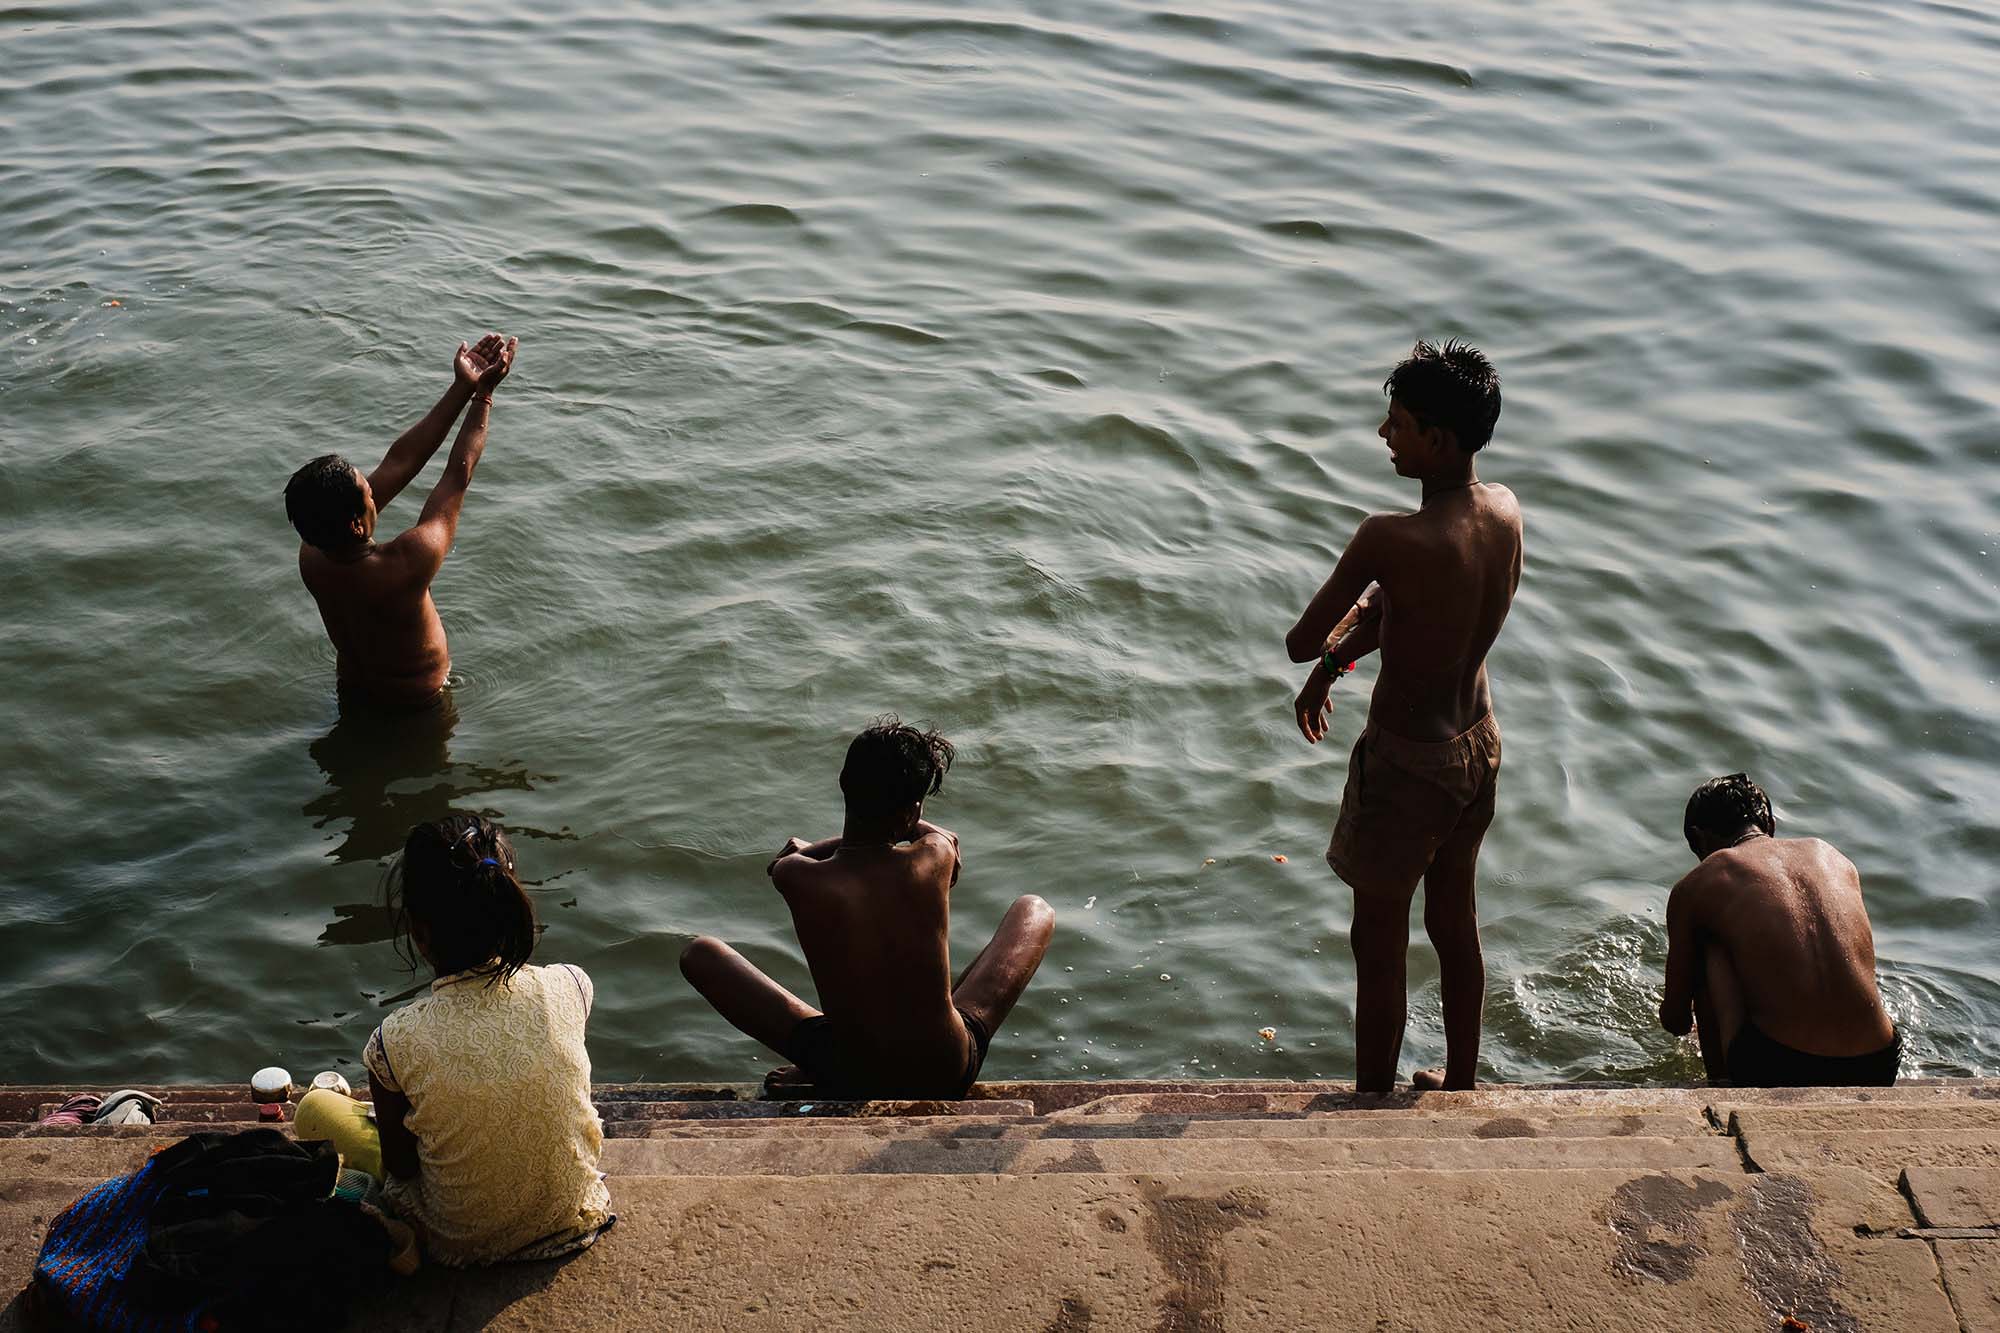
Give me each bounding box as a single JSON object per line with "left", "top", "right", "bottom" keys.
{"left": 3, "top": 0, "right": 1996, "bottom": 1087}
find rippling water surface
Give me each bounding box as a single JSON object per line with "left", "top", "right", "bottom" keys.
{"left": 3, "top": 0, "right": 1997, "bottom": 1086}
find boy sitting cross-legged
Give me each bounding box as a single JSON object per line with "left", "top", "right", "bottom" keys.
{"left": 682, "top": 718, "right": 1054, "bottom": 1100}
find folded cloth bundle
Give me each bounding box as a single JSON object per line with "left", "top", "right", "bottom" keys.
{"left": 37, "top": 1094, "right": 103, "bottom": 1127}
{"left": 93, "top": 1089, "right": 164, "bottom": 1125}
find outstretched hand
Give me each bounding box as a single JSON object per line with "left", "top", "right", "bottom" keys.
{"left": 1295, "top": 666, "right": 1332, "bottom": 744}
{"left": 453, "top": 333, "right": 518, "bottom": 393}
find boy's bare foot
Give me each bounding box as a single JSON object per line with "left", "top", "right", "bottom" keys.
{"left": 1412, "top": 1068, "right": 1474, "bottom": 1091}
{"left": 762, "top": 1065, "right": 815, "bottom": 1098}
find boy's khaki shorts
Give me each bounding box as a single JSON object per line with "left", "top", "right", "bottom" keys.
{"left": 1328, "top": 714, "right": 1501, "bottom": 896}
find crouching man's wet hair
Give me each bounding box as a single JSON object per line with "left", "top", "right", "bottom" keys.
{"left": 840, "top": 716, "right": 955, "bottom": 821}
{"left": 1384, "top": 339, "right": 1503, "bottom": 451}
{"left": 387, "top": 813, "right": 538, "bottom": 983}
{"left": 285, "top": 453, "right": 365, "bottom": 550}
{"left": 1683, "top": 773, "right": 1776, "bottom": 857}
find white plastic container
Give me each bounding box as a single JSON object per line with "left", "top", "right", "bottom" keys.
{"left": 310, "top": 1070, "right": 352, "bottom": 1097}
{"left": 251, "top": 1066, "right": 293, "bottom": 1121}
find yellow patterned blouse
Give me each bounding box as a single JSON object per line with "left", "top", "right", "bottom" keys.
{"left": 364, "top": 961, "right": 612, "bottom": 1266}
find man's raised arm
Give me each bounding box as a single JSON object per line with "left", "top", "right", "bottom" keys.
{"left": 390, "top": 335, "right": 516, "bottom": 582}
{"left": 366, "top": 334, "right": 507, "bottom": 511}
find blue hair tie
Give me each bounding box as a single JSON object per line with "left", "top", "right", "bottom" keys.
{"left": 476, "top": 857, "right": 500, "bottom": 869}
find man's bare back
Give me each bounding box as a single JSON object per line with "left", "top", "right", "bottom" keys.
{"left": 1661, "top": 772, "right": 1898, "bottom": 1089}
{"left": 285, "top": 333, "right": 517, "bottom": 709}
{"left": 1667, "top": 836, "right": 1895, "bottom": 1058}
{"left": 301, "top": 537, "right": 453, "bottom": 706}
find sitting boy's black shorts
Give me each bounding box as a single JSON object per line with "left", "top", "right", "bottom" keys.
{"left": 784, "top": 1008, "right": 991, "bottom": 1100}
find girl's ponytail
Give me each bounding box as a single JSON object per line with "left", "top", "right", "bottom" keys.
{"left": 386, "top": 814, "right": 540, "bottom": 983}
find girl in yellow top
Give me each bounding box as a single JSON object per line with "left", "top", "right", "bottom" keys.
{"left": 297, "top": 814, "right": 611, "bottom": 1265}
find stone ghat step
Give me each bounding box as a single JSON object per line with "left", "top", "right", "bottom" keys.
{"left": 0, "top": 1084, "right": 760, "bottom": 1115}
{"left": 1729, "top": 1104, "right": 2000, "bottom": 1134}
{"left": 0, "top": 1132, "right": 1743, "bottom": 1181}
{"left": 0, "top": 1080, "right": 1376, "bottom": 1121}
{"left": 1903, "top": 1166, "right": 2000, "bottom": 1228}
{"left": 0, "top": 1110, "right": 1719, "bottom": 1150}
{"left": 602, "top": 1110, "right": 1718, "bottom": 1141}
{"left": 0, "top": 1097, "right": 1037, "bottom": 1133}
{"left": 255, "top": 1168, "right": 1976, "bottom": 1331}
{"left": 14, "top": 1095, "right": 2000, "bottom": 1145}
{"left": 592, "top": 1134, "right": 1747, "bottom": 1175}
{"left": 1051, "top": 1083, "right": 2000, "bottom": 1118}
{"left": 7, "top": 1079, "right": 1993, "bottom": 1124}
{"left": 1, "top": 1167, "right": 1963, "bottom": 1333}
{"left": 1736, "top": 1127, "right": 2000, "bottom": 1177}
{"left": 592, "top": 1098, "right": 1039, "bottom": 1121}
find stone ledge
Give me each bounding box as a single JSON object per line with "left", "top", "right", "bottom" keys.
{"left": 6, "top": 1081, "right": 1998, "bottom": 1332}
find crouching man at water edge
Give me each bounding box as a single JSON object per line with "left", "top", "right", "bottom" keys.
{"left": 1286, "top": 340, "right": 1521, "bottom": 1094}
{"left": 1659, "top": 773, "right": 1901, "bottom": 1087}
{"left": 285, "top": 333, "right": 518, "bottom": 710}
{"left": 682, "top": 718, "right": 1055, "bottom": 1100}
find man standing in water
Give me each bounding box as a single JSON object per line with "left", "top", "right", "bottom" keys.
{"left": 1659, "top": 773, "right": 1900, "bottom": 1086}
{"left": 285, "top": 333, "right": 517, "bottom": 709}
{"left": 1286, "top": 340, "right": 1520, "bottom": 1093}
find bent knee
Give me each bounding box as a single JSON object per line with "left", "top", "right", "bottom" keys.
{"left": 1012, "top": 894, "right": 1056, "bottom": 927}
{"left": 679, "top": 935, "right": 729, "bottom": 978}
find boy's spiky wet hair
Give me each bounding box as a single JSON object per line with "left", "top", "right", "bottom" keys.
{"left": 1384, "top": 339, "right": 1503, "bottom": 451}
{"left": 839, "top": 716, "right": 955, "bottom": 820}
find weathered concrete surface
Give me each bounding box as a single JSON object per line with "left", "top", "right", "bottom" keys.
{"left": 1903, "top": 1167, "right": 2000, "bottom": 1228}
{"left": 0, "top": 1164, "right": 1946, "bottom": 1332}
{"left": 324, "top": 1168, "right": 1951, "bottom": 1332}
{"left": 608, "top": 1109, "right": 1713, "bottom": 1142}
{"left": 1729, "top": 1103, "right": 2000, "bottom": 1135}
{"left": 7, "top": 1082, "right": 1997, "bottom": 1331}
{"left": 589, "top": 1133, "right": 1744, "bottom": 1175}
{"left": 1737, "top": 1128, "right": 2000, "bottom": 1179}
{"left": 1058, "top": 1082, "right": 2000, "bottom": 1119}
{"left": 1935, "top": 1241, "right": 2000, "bottom": 1333}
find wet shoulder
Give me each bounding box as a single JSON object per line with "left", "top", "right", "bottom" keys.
{"left": 1787, "top": 836, "right": 1860, "bottom": 885}
{"left": 1681, "top": 844, "right": 1782, "bottom": 904}
{"left": 772, "top": 852, "right": 844, "bottom": 899}
{"left": 1475, "top": 483, "right": 1524, "bottom": 538}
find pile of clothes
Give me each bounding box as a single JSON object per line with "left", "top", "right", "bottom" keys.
{"left": 25, "top": 1128, "right": 412, "bottom": 1333}
{"left": 36, "top": 1089, "right": 163, "bottom": 1128}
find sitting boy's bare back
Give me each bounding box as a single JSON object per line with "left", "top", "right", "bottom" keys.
{"left": 772, "top": 826, "right": 974, "bottom": 1089}
{"left": 681, "top": 718, "right": 1054, "bottom": 1101}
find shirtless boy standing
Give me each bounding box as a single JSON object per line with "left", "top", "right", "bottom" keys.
{"left": 1287, "top": 340, "right": 1521, "bottom": 1093}
{"left": 1659, "top": 774, "right": 1900, "bottom": 1086}
{"left": 284, "top": 333, "right": 518, "bottom": 709}
{"left": 681, "top": 719, "right": 1055, "bottom": 1099}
